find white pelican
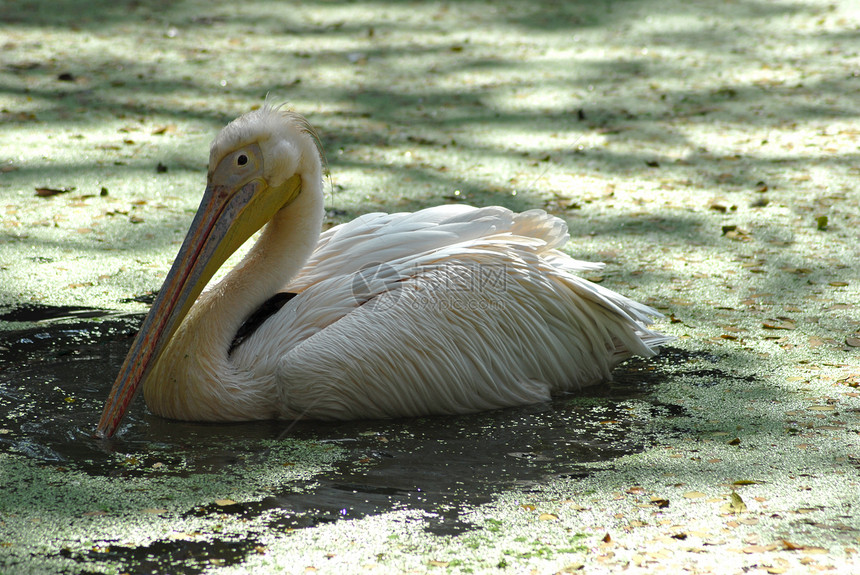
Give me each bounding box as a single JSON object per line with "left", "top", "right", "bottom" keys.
{"left": 96, "top": 104, "right": 669, "bottom": 438}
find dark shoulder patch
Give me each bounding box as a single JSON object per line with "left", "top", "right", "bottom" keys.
{"left": 228, "top": 292, "right": 298, "bottom": 356}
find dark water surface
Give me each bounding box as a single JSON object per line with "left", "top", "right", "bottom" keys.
{"left": 0, "top": 304, "right": 684, "bottom": 573}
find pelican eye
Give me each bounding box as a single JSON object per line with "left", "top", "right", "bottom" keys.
{"left": 237, "top": 154, "right": 249, "bottom": 166}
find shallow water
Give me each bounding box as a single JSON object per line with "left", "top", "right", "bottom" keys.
{"left": 0, "top": 304, "right": 685, "bottom": 573}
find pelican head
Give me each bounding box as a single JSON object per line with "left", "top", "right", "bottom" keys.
{"left": 96, "top": 105, "right": 319, "bottom": 437}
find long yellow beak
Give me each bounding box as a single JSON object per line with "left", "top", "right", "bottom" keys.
{"left": 96, "top": 174, "right": 302, "bottom": 438}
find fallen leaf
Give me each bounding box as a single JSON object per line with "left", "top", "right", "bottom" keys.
{"left": 721, "top": 492, "right": 747, "bottom": 514}
{"left": 782, "top": 266, "right": 813, "bottom": 274}
{"left": 763, "top": 319, "right": 796, "bottom": 330}
{"left": 781, "top": 540, "right": 827, "bottom": 553}
{"left": 683, "top": 491, "right": 707, "bottom": 499}
{"left": 35, "top": 186, "right": 75, "bottom": 197}
{"left": 838, "top": 375, "right": 860, "bottom": 388}
{"left": 710, "top": 198, "right": 736, "bottom": 212}
{"left": 723, "top": 226, "right": 751, "bottom": 240}
{"left": 214, "top": 499, "right": 237, "bottom": 506}
{"left": 428, "top": 560, "right": 449, "bottom": 567}
{"left": 742, "top": 544, "right": 778, "bottom": 553}
{"left": 539, "top": 513, "right": 559, "bottom": 521}
{"left": 846, "top": 337, "right": 860, "bottom": 347}
{"left": 152, "top": 125, "right": 177, "bottom": 135}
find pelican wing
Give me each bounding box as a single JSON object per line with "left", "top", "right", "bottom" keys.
{"left": 286, "top": 205, "right": 586, "bottom": 291}
{"left": 229, "top": 206, "right": 668, "bottom": 421}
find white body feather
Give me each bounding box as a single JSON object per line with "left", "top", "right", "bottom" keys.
{"left": 258, "top": 206, "right": 666, "bottom": 419}
{"left": 142, "top": 107, "right": 669, "bottom": 423}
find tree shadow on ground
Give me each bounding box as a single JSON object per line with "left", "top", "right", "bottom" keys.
{"left": 1, "top": 0, "right": 853, "bottom": 339}
{"left": 1, "top": 6, "right": 858, "bottom": 571}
